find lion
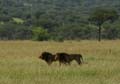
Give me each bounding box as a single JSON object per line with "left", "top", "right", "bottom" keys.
{"left": 55, "top": 52, "right": 83, "bottom": 66}
{"left": 39, "top": 52, "right": 56, "bottom": 65}
{"left": 55, "top": 52, "right": 71, "bottom": 65}
{"left": 69, "top": 54, "right": 83, "bottom": 65}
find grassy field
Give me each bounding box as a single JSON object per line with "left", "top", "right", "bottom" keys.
{"left": 0, "top": 40, "right": 120, "bottom": 84}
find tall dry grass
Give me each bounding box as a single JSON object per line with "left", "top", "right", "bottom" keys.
{"left": 0, "top": 40, "right": 120, "bottom": 84}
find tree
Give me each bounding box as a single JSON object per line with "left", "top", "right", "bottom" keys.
{"left": 32, "top": 27, "right": 50, "bottom": 41}
{"left": 88, "top": 8, "right": 119, "bottom": 41}
{"left": 0, "top": 23, "right": 32, "bottom": 40}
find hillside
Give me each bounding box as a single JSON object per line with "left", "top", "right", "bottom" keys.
{"left": 0, "top": 0, "right": 120, "bottom": 40}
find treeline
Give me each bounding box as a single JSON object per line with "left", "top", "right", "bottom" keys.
{"left": 0, "top": 0, "right": 120, "bottom": 41}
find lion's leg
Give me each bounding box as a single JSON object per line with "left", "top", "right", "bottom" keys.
{"left": 47, "top": 60, "right": 52, "bottom": 65}
{"left": 59, "top": 61, "right": 61, "bottom": 66}
{"left": 76, "top": 58, "right": 81, "bottom": 65}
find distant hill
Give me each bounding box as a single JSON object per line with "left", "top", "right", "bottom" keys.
{"left": 0, "top": 0, "right": 120, "bottom": 19}
{"left": 0, "top": 0, "right": 120, "bottom": 40}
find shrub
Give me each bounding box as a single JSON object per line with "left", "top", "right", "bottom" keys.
{"left": 32, "top": 27, "right": 50, "bottom": 41}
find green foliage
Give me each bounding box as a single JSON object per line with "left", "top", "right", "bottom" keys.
{"left": 0, "top": 15, "right": 11, "bottom": 22}
{"left": 32, "top": 27, "right": 50, "bottom": 41}
{"left": 51, "top": 36, "right": 64, "bottom": 42}
{"left": 102, "top": 22, "right": 120, "bottom": 39}
{"left": 0, "top": 23, "right": 32, "bottom": 40}
{"left": 89, "top": 8, "right": 119, "bottom": 26}
{"left": 88, "top": 8, "right": 119, "bottom": 41}
{"left": 12, "top": 18, "right": 24, "bottom": 24}
{"left": 0, "top": 0, "right": 120, "bottom": 40}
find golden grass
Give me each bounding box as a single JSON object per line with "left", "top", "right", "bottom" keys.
{"left": 0, "top": 40, "right": 120, "bottom": 84}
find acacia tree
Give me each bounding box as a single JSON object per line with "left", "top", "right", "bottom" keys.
{"left": 89, "top": 8, "right": 119, "bottom": 41}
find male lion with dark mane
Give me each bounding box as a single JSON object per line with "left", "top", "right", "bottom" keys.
{"left": 69, "top": 54, "right": 83, "bottom": 65}
{"left": 55, "top": 52, "right": 83, "bottom": 66}
{"left": 39, "top": 52, "right": 56, "bottom": 65}
{"left": 55, "top": 52, "right": 70, "bottom": 66}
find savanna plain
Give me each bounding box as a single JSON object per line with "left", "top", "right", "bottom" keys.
{"left": 0, "top": 40, "right": 120, "bottom": 84}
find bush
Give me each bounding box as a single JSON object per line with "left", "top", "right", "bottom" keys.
{"left": 51, "top": 36, "right": 64, "bottom": 42}
{"left": 32, "top": 27, "right": 50, "bottom": 41}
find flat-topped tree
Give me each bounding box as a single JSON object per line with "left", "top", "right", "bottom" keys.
{"left": 88, "top": 8, "right": 119, "bottom": 41}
